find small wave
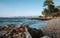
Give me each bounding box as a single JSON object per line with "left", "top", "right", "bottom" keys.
{"left": 0, "top": 18, "right": 47, "bottom": 28}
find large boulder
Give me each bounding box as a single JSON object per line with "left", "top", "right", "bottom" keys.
{"left": 28, "top": 28, "right": 44, "bottom": 38}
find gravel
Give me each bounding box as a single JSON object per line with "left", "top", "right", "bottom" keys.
{"left": 41, "top": 17, "right": 60, "bottom": 38}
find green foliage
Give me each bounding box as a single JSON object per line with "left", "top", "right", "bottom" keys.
{"left": 44, "top": 0, "right": 54, "bottom": 6}
{"left": 42, "top": 8, "right": 49, "bottom": 16}
{"left": 44, "top": 0, "right": 54, "bottom": 13}
{"left": 52, "top": 6, "right": 60, "bottom": 16}
{"left": 48, "top": 5, "right": 55, "bottom": 12}
{"left": 42, "top": 0, "right": 55, "bottom": 16}
{"left": 42, "top": 0, "right": 60, "bottom": 16}
{"left": 55, "top": 6, "right": 60, "bottom": 10}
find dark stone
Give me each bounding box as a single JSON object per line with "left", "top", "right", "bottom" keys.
{"left": 28, "top": 28, "right": 44, "bottom": 38}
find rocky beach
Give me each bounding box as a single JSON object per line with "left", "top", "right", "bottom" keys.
{"left": 0, "top": 17, "right": 60, "bottom": 38}
{"left": 0, "top": 23, "right": 43, "bottom": 38}
{"left": 40, "top": 17, "right": 60, "bottom": 38}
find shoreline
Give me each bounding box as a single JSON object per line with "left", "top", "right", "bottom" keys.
{"left": 40, "top": 17, "right": 60, "bottom": 38}
{"left": 0, "top": 16, "right": 52, "bottom": 20}
{"left": 0, "top": 17, "right": 60, "bottom": 38}
{"left": 0, "top": 23, "right": 43, "bottom": 38}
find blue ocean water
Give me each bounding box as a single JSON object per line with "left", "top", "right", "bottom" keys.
{"left": 0, "top": 18, "right": 47, "bottom": 29}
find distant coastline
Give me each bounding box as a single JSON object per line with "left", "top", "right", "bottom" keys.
{"left": 0, "top": 16, "right": 52, "bottom": 20}
{"left": 0, "top": 16, "right": 59, "bottom": 20}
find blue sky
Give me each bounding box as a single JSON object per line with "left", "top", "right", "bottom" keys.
{"left": 0, "top": 0, "right": 60, "bottom": 17}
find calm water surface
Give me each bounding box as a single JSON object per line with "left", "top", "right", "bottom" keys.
{"left": 0, "top": 18, "right": 47, "bottom": 29}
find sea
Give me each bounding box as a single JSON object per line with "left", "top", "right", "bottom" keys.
{"left": 0, "top": 17, "right": 47, "bottom": 29}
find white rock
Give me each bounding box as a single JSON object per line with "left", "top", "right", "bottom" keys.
{"left": 41, "top": 36, "right": 50, "bottom": 38}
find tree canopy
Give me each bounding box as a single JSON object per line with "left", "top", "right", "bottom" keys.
{"left": 42, "top": 0, "right": 60, "bottom": 17}
{"left": 44, "top": 0, "right": 54, "bottom": 6}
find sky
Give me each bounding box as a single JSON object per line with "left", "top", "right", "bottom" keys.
{"left": 0, "top": 0, "right": 60, "bottom": 17}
